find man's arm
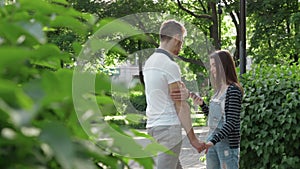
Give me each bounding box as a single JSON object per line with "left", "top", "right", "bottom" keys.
{"left": 169, "top": 82, "right": 205, "bottom": 152}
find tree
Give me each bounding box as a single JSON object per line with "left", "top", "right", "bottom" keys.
{"left": 173, "top": 0, "right": 241, "bottom": 62}
{"left": 247, "top": 0, "right": 299, "bottom": 64}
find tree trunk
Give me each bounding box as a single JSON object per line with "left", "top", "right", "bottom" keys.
{"left": 209, "top": 2, "right": 220, "bottom": 50}
{"left": 137, "top": 40, "right": 145, "bottom": 86}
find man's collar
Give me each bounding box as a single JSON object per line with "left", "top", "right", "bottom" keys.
{"left": 155, "top": 48, "right": 174, "bottom": 61}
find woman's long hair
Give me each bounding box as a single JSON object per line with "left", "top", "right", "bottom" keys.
{"left": 210, "top": 50, "right": 243, "bottom": 95}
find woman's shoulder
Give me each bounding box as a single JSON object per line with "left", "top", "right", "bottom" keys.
{"left": 227, "top": 83, "right": 242, "bottom": 95}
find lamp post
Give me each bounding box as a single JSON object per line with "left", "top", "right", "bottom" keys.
{"left": 218, "top": 1, "right": 222, "bottom": 49}
{"left": 239, "top": 0, "right": 246, "bottom": 75}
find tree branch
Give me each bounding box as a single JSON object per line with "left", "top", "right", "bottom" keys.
{"left": 177, "top": 55, "right": 206, "bottom": 68}
{"left": 133, "top": 15, "right": 159, "bottom": 47}
{"left": 197, "top": 0, "right": 207, "bottom": 13}
{"left": 176, "top": 0, "right": 212, "bottom": 20}
{"left": 223, "top": 1, "right": 239, "bottom": 28}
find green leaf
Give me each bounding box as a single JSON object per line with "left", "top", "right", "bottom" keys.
{"left": 125, "top": 113, "right": 145, "bottom": 124}
{"left": 77, "top": 140, "right": 120, "bottom": 169}
{"left": 89, "top": 39, "right": 127, "bottom": 56}
{"left": 130, "top": 129, "right": 153, "bottom": 140}
{"left": 0, "top": 79, "right": 33, "bottom": 110}
{"left": 50, "top": 0, "right": 69, "bottom": 5}
{"left": 16, "top": 21, "right": 47, "bottom": 44}
{"left": 98, "top": 123, "right": 157, "bottom": 158}
{"left": 0, "top": 47, "right": 32, "bottom": 69}
{"left": 40, "top": 122, "right": 74, "bottom": 169}
{"left": 0, "top": 100, "right": 34, "bottom": 128}
{"left": 20, "top": 0, "right": 78, "bottom": 18}
{"left": 257, "top": 148, "right": 263, "bottom": 156}
{"left": 80, "top": 13, "right": 97, "bottom": 25}
{"left": 95, "top": 73, "right": 112, "bottom": 92}
{"left": 144, "top": 142, "right": 174, "bottom": 156}
{"left": 31, "top": 44, "right": 69, "bottom": 69}
{"left": 50, "top": 15, "right": 88, "bottom": 36}
{"left": 22, "top": 79, "right": 45, "bottom": 106}
{"left": 41, "top": 69, "right": 73, "bottom": 105}
{"left": 96, "top": 95, "right": 117, "bottom": 116}
{"left": 33, "top": 44, "right": 62, "bottom": 59}
{"left": 94, "top": 18, "right": 145, "bottom": 39}
{"left": 0, "top": 21, "right": 24, "bottom": 45}
{"left": 133, "top": 157, "right": 154, "bottom": 169}
{"left": 72, "top": 41, "right": 82, "bottom": 56}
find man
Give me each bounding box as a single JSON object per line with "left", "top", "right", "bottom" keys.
{"left": 143, "top": 19, "right": 205, "bottom": 169}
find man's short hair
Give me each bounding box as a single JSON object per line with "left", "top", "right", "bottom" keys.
{"left": 159, "top": 19, "right": 186, "bottom": 42}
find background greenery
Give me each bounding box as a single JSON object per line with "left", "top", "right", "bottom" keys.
{"left": 0, "top": 0, "right": 299, "bottom": 168}
{"left": 0, "top": 0, "right": 156, "bottom": 168}
{"left": 240, "top": 63, "right": 300, "bottom": 168}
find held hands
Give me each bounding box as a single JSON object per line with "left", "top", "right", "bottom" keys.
{"left": 191, "top": 139, "right": 214, "bottom": 154}
{"left": 190, "top": 138, "right": 206, "bottom": 153}
{"left": 204, "top": 141, "right": 214, "bottom": 154}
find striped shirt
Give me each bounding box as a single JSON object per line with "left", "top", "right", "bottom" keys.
{"left": 201, "top": 84, "right": 242, "bottom": 149}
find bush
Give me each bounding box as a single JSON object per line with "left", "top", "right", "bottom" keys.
{"left": 130, "top": 92, "right": 147, "bottom": 112}
{"left": 0, "top": 1, "right": 157, "bottom": 168}
{"left": 240, "top": 63, "right": 300, "bottom": 169}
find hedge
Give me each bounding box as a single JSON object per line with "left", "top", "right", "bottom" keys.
{"left": 240, "top": 63, "right": 300, "bottom": 169}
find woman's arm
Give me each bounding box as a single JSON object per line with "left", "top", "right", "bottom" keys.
{"left": 210, "top": 85, "right": 242, "bottom": 145}
{"left": 190, "top": 92, "right": 209, "bottom": 116}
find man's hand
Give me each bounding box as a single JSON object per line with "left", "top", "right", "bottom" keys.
{"left": 190, "top": 138, "right": 206, "bottom": 153}
{"left": 204, "top": 141, "right": 214, "bottom": 154}
{"left": 170, "top": 82, "right": 189, "bottom": 100}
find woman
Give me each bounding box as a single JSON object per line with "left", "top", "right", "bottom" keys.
{"left": 191, "top": 50, "right": 243, "bottom": 169}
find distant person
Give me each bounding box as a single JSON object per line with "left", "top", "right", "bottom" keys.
{"left": 143, "top": 19, "right": 205, "bottom": 169}
{"left": 190, "top": 50, "right": 243, "bottom": 169}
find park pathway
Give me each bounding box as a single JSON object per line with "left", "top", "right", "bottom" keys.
{"left": 129, "top": 126, "right": 209, "bottom": 169}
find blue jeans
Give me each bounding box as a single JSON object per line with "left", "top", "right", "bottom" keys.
{"left": 147, "top": 125, "right": 183, "bottom": 169}
{"left": 206, "top": 139, "right": 239, "bottom": 169}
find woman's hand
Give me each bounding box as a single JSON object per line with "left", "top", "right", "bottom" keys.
{"left": 190, "top": 92, "right": 204, "bottom": 106}
{"left": 205, "top": 141, "right": 214, "bottom": 154}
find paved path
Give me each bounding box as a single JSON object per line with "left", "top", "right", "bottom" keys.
{"left": 129, "top": 126, "right": 209, "bottom": 169}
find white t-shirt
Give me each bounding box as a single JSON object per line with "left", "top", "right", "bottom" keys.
{"left": 143, "top": 49, "right": 181, "bottom": 128}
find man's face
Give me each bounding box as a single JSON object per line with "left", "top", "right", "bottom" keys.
{"left": 172, "top": 35, "right": 183, "bottom": 55}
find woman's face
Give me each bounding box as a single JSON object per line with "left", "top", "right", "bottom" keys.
{"left": 210, "top": 58, "right": 216, "bottom": 78}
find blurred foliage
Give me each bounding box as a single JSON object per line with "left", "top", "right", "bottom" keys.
{"left": 240, "top": 63, "right": 300, "bottom": 168}
{"left": 0, "top": 0, "right": 167, "bottom": 168}
{"left": 1, "top": 0, "right": 300, "bottom": 168}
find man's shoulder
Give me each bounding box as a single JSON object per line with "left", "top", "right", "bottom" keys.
{"left": 145, "top": 53, "right": 177, "bottom": 68}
